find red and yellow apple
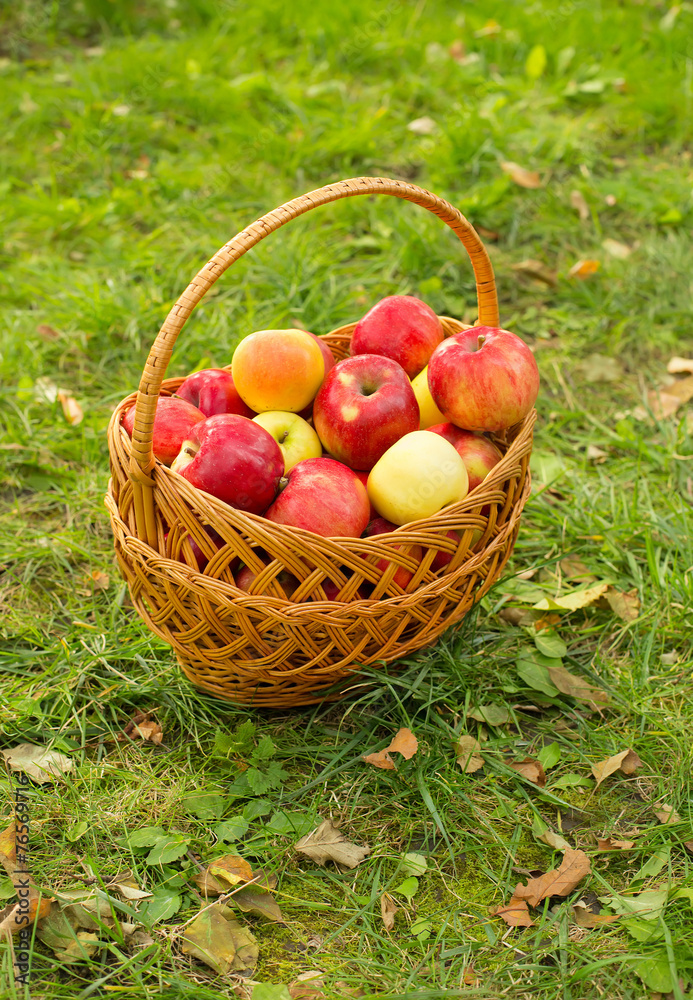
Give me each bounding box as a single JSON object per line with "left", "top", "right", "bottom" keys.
{"left": 306, "top": 331, "right": 337, "bottom": 377}
{"left": 252, "top": 411, "right": 322, "bottom": 473}
{"left": 367, "top": 430, "right": 469, "bottom": 526}
{"left": 426, "top": 423, "right": 502, "bottom": 490}
{"left": 411, "top": 365, "right": 446, "bottom": 429}
{"left": 313, "top": 355, "right": 419, "bottom": 470}
{"left": 351, "top": 295, "right": 444, "bottom": 379}
{"left": 265, "top": 457, "right": 370, "bottom": 538}
{"left": 176, "top": 368, "right": 255, "bottom": 418}
{"left": 232, "top": 329, "right": 325, "bottom": 413}
{"left": 427, "top": 326, "right": 539, "bottom": 432}
{"left": 171, "top": 414, "right": 284, "bottom": 514}
{"left": 123, "top": 396, "right": 205, "bottom": 466}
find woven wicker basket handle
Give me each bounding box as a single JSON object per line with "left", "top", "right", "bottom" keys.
{"left": 128, "top": 176, "right": 499, "bottom": 547}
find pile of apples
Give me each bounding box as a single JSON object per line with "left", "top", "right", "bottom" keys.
{"left": 122, "top": 295, "right": 539, "bottom": 594}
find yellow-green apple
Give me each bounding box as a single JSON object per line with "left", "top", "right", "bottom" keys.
{"left": 236, "top": 562, "right": 299, "bottom": 600}
{"left": 176, "top": 368, "right": 254, "bottom": 418}
{"left": 313, "top": 355, "right": 419, "bottom": 470}
{"left": 265, "top": 457, "right": 370, "bottom": 537}
{"left": 252, "top": 410, "right": 323, "bottom": 473}
{"left": 362, "top": 517, "right": 422, "bottom": 590}
{"left": 427, "top": 326, "right": 539, "bottom": 432}
{"left": 426, "top": 423, "right": 502, "bottom": 490}
{"left": 123, "top": 396, "right": 205, "bottom": 466}
{"left": 171, "top": 414, "right": 283, "bottom": 514}
{"left": 232, "top": 329, "right": 325, "bottom": 413}
{"left": 411, "top": 365, "right": 446, "bottom": 429}
{"left": 350, "top": 295, "right": 444, "bottom": 379}
{"left": 367, "top": 431, "right": 469, "bottom": 526}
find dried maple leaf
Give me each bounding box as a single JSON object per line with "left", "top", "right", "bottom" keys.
{"left": 501, "top": 161, "right": 542, "bottom": 188}
{"left": 508, "top": 758, "right": 546, "bottom": 787}
{"left": 88, "top": 569, "right": 110, "bottom": 591}
{"left": 591, "top": 749, "right": 642, "bottom": 788}
{"left": 380, "top": 893, "right": 398, "bottom": 931}
{"left": 568, "top": 259, "right": 600, "bottom": 279}
{"left": 455, "top": 735, "right": 483, "bottom": 773}
{"left": 363, "top": 727, "right": 418, "bottom": 770}
{"left": 295, "top": 818, "right": 370, "bottom": 870}
{"left": 512, "top": 848, "right": 591, "bottom": 908}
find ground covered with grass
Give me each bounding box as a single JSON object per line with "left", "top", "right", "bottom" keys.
{"left": 1, "top": 0, "right": 693, "bottom": 997}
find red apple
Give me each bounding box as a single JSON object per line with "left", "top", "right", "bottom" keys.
{"left": 265, "top": 457, "right": 370, "bottom": 538}
{"left": 176, "top": 368, "right": 255, "bottom": 418}
{"left": 236, "top": 562, "right": 299, "bottom": 600}
{"left": 362, "top": 517, "right": 422, "bottom": 590}
{"left": 426, "top": 424, "right": 502, "bottom": 491}
{"left": 168, "top": 528, "right": 227, "bottom": 572}
{"left": 171, "top": 414, "right": 283, "bottom": 514}
{"left": 122, "top": 396, "right": 205, "bottom": 466}
{"left": 354, "top": 471, "right": 378, "bottom": 521}
{"left": 427, "top": 326, "right": 539, "bottom": 432}
{"left": 351, "top": 295, "right": 444, "bottom": 379}
{"left": 313, "top": 355, "right": 419, "bottom": 471}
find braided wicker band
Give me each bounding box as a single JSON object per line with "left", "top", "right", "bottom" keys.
{"left": 106, "top": 177, "right": 534, "bottom": 707}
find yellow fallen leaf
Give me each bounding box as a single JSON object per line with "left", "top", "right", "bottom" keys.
{"left": 568, "top": 259, "right": 600, "bottom": 279}
{"left": 533, "top": 581, "right": 610, "bottom": 611}
{"left": 591, "top": 748, "right": 642, "bottom": 788}
{"left": 501, "top": 161, "right": 542, "bottom": 188}
{"left": 455, "top": 735, "right": 483, "bottom": 773}
{"left": 667, "top": 356, "right": 693, "bottom": 375}
{"left": 604, "top": 587, "right": 640, "bottom": 622}
{"left": 58, "top": 391, "right": 83, "bottom": 426}
{"left": 654, "top": 804, "right": 681, "bottom": 825}
{"left": 602, "top": 238, "right": 632, "bottom": 259}
{"left": 363, "top": 727, "right": 418, "bottom": 770}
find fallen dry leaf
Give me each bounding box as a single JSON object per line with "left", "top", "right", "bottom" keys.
{"left": 533, "top": 581, "right": 610, "bottom": 611}
{"left": 208, "top": 855, "right": 255, "bottom": 887}
{"left": 88, "top": 569, "right": 110, "bottom": 591}
{"left": 667, "top": 356, "right": 693, "bottom": 375}
{"left": 1, "top": 743, "right": 73, "bottom": 784}
{"left": 537, "top": 828, "right": 572, "bottom": 852}
{"left": 602, "top": 238, "right": 632, "bottom": 259}
{"left": 570, "top": 190, "right": 590, "bottom": 221}
{"left": 380, "top": 893, "right": 398, "bottom": 931}
{"left": 654, "top": 804, "right": 681, "bottom": 825}
{"left": 455, "top": 734, "right": 483, "bottom": 773}
{"left": 37, "top": 324, "right": 61, "bottom": 341}
{"left": 501, "top": 161, "right": 542, "bottom": 188}
{"left": 559, "top": 556, "right": 596, "bottom": 582}
{"left": 475, "top": 225, "right": 499, "bottom": 241}
{"left": 587, "top": 444, "right": 608, "bottom": 461}
{"left": 596, "top": 838, "right": 636, "bottom": 851}
{"left": 573, "top": 900, "right": 621, "bottom": 928}
{"left": 118, "top": 710, "right": 163, "bottom": 745}
{"left": 0, "top": 823, "right": 16, "bottom": 877}
{"left": 492, "top": 895, "right": 534, "bottom": 927}
{"left": 406, "top": 116, "right": 437, "bottom": 135}
{"left": 363, "top": 727, "right": 418, "bottom": 770}
{"left": 508, "top": 758, "right": 546, "bottom": 787}
{"left": 592, "top": 749, "right": 642, "bottom": 788}
{"left": 57, "top": 391, "right": 83, "bottom": 426}
{"left": 604, "top": 587, "right": 640, "bottom": 623}
{"left": 511, "top": 259, "right": 557, "bottom": 286}
{"left": 295, "top": 818, "right": 370, "bottom": 870}
{"left": 648, "top": 374, "right": 693, "bottom": 419}
{"left": 180, "top": 903, "right": 258, "bottom": 976}
{"left": 513, "top": 848, "right": 591, "bottom": 908}
{"left": 105, "top": 873, "right": 153, "bottom": 902}
{"left": 289, "top": 971, "right": 325, "bottom": 1000}
{"left": 568, "top": 259, "right": 600, "bottom": 279}
{"left": 546, "top": 663, "right": 610, "bottom": 712}
{"left": 230, "top": 885, "right": 283, "bottom": 922}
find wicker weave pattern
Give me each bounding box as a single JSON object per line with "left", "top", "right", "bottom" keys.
{"left": 105, "top": 178, "right": 535, "bottom": 706}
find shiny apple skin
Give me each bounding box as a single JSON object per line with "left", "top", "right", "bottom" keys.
{"left": 176, "top": 368, "right": 255, "bottom": 418}
{"left": 351, "top": 295, "right": 444, "bottom": 379}
{"left": 265, "top": 457, "right": 370, "bottom": 538}
{"left": 232, "top": 329, "right": 325, "bottom": 413}
{"left": 313, "top": 355, "right": 419, "bottom": 471}
{"left": 362, "top": 517, "right": 422, "bottom": 590}
{"left": 354, "top": 471, "right": 378, "bottom": 521}
{"left": 122, "top": 396, "right": 205, "bottom": 466}
{"left": 426, "top": 423, "right": 502, "bottom": 491}
{"left": 306, "top": 332, "right": 337, "bottom": 376}
{"left": 427, "top": 326, "right": 539, "bottom": 432}
{"left": 411, "top": 365, "right": 447, "bottom": 429}
{"left": 173, "top": 414, "right": 284, "bottom": 514}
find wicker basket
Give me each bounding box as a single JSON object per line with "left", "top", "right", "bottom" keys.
{"left": 105, "top": 177, "right": 535, "bottom": 707}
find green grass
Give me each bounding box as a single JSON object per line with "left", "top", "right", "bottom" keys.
{"left": 1, "top": 0, "right": 693, "bottom": 996}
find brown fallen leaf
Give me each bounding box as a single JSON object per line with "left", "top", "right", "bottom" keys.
{"left": 492, "top": 895, "right": 534, "bottom": 927}
{"left": 501, "top": 161, "right": 542, "bottom": 188}
{"left": 537, "top": 828, "right": 572, "bottom": 852}
{"left": 667, "top": 356, "right": 693, "bottom": 375}
{"left": 546, "top": 663, "right": 610, "bottom": 712}
{"left": 88, "top": 569, "right": 110, "bottom": 591}
{"left": 476, "top": 225, "right": 499, "bottom": 241}
{"left": 513, "top": 848, "right": 591, "bottom": 908}
{"left": 596, "top": 838, "right": 636, "bottom": 851}
{"left": 648, "top": 374, "right": 693, "bottom": 419}
{"left": 511, "top": 259, "right": 557, "bottom": 286}
{"left": 603, "top": 587, "right": 640, "bottom": 623}
{"left": 654, "top": 804, "right": 681, "bottom": 825}
{"left": 559, "top": 556, "right": 596, "bottom": 582}
{"left": 57, "top": 391, "right": 83, "bottom": 426}
{"left": 363, "top": 727, "right": 418, "bottom": 770}
{"left": 568, "top": 259, "right": 600, "bottom": 279}
{"left": 289, "top": 971, "right": 325, "bottom": 1000}
{"left": 118, "top": 710, "right": 163, "bottom": 745}
{"left": 1, "top": 743, "right": 73, "bottom": 784}
{"left": 209, "top": 855, "right": 255, "bottom": 887}
{"left": 462, "top": 965, "right": 480, "bottom": 987}
{"left": 602, "top": 238, "right": 632, "bottom": 259}
{"left": 508, "top": 758, "right": 546, "bottom": 787}
{"left": 380, "top": 892, "right": 398, "bottom": 931}
{"left": 573, "top": 900, "right": 621, "bottom": 928}
{"left": 105, "top": 873, "right": 153, "bottom": 902}
{"left": 455, "top": 735, "right": 483, "bottom": 773}
{"left": 0, "top": 822, "right": 16, "bottom": 877}
{"left": 180, "top": 903, "right": 258, "bottom": 976}
{"left": 683, "top": 841, "right": 693, "bottom": 855}
{"left": 570, "top": 190, "right": 590, "bottom": 221}
{"left": 295, "top": 818, "right": 370, "bottom": 870}
{"left": 230, "top": 885, "right": 283, "bottom": 922}
{"left": 592, "top": 749, "right": 642, "bottom": 788}
{"left": 37, "top": 324, "right": 61, "bottom": 341}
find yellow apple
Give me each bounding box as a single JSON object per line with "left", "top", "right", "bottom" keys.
{"left": 367, "top": 431, "right": 469, "bottom": 526}
{"left": 411, "top": 365, "right": 446, "bottom": 429}
{"left": 232, "top": 329, "right": 325, "bottom": 413}
{"left": 252, "top": 411, "right": 322, "bottom": 472}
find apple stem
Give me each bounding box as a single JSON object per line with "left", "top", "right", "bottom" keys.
{"left": 277, "top": 476, "right": 289, "bottom": 493}
{"left": 477, "top": 334, "right": 486, "bottom": 351}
